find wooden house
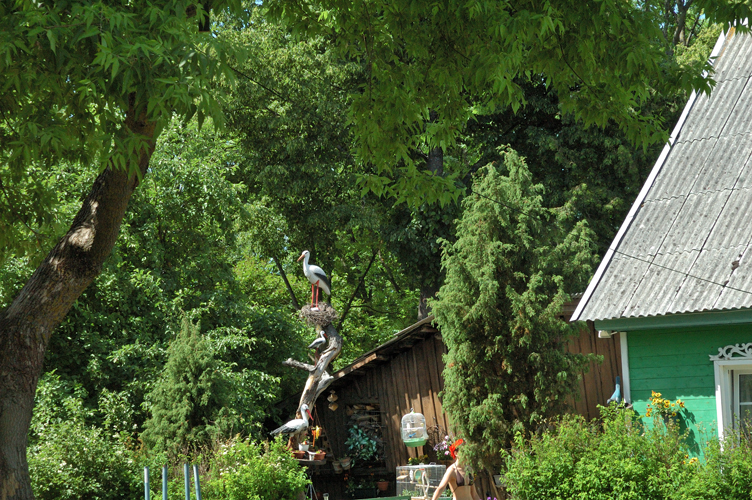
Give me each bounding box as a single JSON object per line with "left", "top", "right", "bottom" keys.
{"left": 571, "top": 26, "right": 752, "bottom": 453}
{"left": 291, "top": 307, "right": 620, "bottom": 500}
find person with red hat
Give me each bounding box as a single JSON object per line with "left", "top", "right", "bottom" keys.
{"left": 430, "top": 438, "right": 481, "bottom": 500}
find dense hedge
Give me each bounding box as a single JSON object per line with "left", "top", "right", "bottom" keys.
{"left": 504, "top": 405, "right": 752, "bottom": 500}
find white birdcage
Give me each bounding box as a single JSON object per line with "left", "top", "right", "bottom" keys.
{"left": 401, "top": 409, "right": 428, "bottom": 447}
{"left": 396, "top": 464, "right": 447, "bottom": 500}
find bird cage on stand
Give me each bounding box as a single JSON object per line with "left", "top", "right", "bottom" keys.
{"left": 396, "top": 464, "right": 447, "bottom": 500}
{"left": 401, "top": 409, "right": 428, "bottom": 447}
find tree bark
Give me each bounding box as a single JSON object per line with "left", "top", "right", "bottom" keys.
{"left": 418, "top": 285, "right": 438, "bottom": 320}
{"left": 286, "top": 320, "right": 342, "bottom": 446}
{"left": 0, "top": 102, "right": 156, "bottom": 500}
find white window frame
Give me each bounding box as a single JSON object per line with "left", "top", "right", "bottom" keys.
{"left": 734, "top": 368, "right": 752, "bottom": 429}
{"left": 710, "top": 343, "right": 752, "bottom": 439}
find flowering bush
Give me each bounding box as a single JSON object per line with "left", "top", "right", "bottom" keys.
{"left": 503, "top": 406, "right": 695, "bottom": 499}
{"left": 205, "top": 437, "right": 310, "bottom": 500}
{"left": 433, "top": 435, "right": 454, "bottom": 460}
{"left": 646, "top": 390, "right": 686, "bottom": 420}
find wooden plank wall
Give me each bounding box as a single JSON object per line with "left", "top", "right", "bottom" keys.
{"left": 313, "top": 332, "right": 450, "bottom": 471}
{"left": 566, "top": 327, "right": 622, "bottom": 419}
{"left": 308, "top": 324, "right": 621, "bottom": 499}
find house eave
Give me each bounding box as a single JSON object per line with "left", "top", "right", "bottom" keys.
{"left": 595, "top": 307, "right": 752, "bottom": 332}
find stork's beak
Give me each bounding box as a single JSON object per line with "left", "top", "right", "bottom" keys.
{"left": 306, "top": 409, "right": 313, "bottom": 421}
{"left": 297, "top": 253, "right": 305, "bottom": 262}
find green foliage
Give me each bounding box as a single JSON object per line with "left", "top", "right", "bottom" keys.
{"left": 503, "top": 407, "right": 694, "bottom": 500}
{"left": 204, "top": 438, "right": 310, "bottom": 500}
{"left": 28, "top": 373, "right": 154, "bottom": 500}
{"left": 345, "top": 425, "right": 379, "bottom": 463}
{"left": 431, "top": 148, "right": 598, "bottom": 472}
{"left": 142, "top": 317, "right": 235, "bottom": 456}
{"left": 220, "top": 12, "right": 422, "bottom": 356}
{"left": 265, "top": 0, "right": 749, "bottom": 204}
{"left": 677, "top": 428, "right": 752, "bottom": 500}
{"left": 0, "top": 0, "right": 244, "bottom": 257}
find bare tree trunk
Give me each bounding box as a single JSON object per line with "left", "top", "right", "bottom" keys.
{"left": 283, "top": 313, "right": 342, "bottom": 446}
{"left": 0, "top": 101, "right": 156, "bottom": 500}
{"left": 418, "top": 285, "right": 438, "bottom": 320}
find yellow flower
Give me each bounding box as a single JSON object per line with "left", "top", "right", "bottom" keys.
{"left": 646, "top": 409, "right": 652, "bottom": 417}
{"left": 671, "top": 412, "right": 677, "bottom": 417}
{"left": 664, "top": 401, "right": 670, "bottom": 408}
{"left": 652, "top": 391, "right": 658, "bottom": 397}
{"left": 679, "top": 401, "right": 685, "bottom": 408}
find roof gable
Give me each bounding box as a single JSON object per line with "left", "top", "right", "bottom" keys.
{"left": 573, "top": 27, "right": 752, "bottom": 323}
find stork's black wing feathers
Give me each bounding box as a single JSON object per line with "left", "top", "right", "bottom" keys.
{"left": 313, "top": 270, "right": 331, "bottom": 293}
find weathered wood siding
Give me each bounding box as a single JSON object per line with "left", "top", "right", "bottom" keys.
{"left": 305, "top": 318, "right": 622, "bottom": 499}
{"left": 566, "top": 326, "right": 623, "bottom": 420}
{"left": 313, "top": 334, "right": 448, "bottom": 454}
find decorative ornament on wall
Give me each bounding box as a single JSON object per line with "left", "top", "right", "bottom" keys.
{"left": 709, "top": 343, "right": 752, "bottom": 361}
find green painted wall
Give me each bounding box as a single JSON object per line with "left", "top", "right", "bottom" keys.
{"left": 627, "top": 323, "right": 752, "bottom": 456}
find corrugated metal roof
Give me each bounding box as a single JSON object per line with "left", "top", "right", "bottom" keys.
{"left": 573, "top": 28, "right": 752, "bottom": 323}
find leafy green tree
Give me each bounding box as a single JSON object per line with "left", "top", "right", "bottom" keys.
{"left": 221, "top": 12, "right": 423, "bottom": 346}
{"left": 267, "top": 0, "right": 747, "bottom": 204}
{"left": 431, "top": 149, "right": 598, "bottom": 472}
{"left": 0, "top": 1, "right": 244, "bottom": 494}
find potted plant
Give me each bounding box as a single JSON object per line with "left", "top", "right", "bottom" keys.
{"left": 376, "top": 479, "right": 389, "bottom": 492}
{"left": 339, "top": 456, "right": 352, "bottom": 470}
{"left": 299, "top": 439, "right": 310, "bottom": 452}
{"left": 407, "top": 454, "right": 428, "bottom": 465}
{"left": 433, "top": 435, "right": 454, "bottom": 463}
{"left": 312, "top": 449, "right": 326, "bottom": 460}
{"left": 292, "top": 450, "right": 306, "bottom": 459}
{"left": 346, "top": 478, "right": 377, "bottom": 499}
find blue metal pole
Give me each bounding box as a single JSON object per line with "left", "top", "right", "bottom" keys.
{"left": 144, "top": 466, "right": 150, "bottom": 500}
{"left": 162, "top": 465, "right": 168, "bottom": 500}
{"left": 192, "top": 464, "right": 202, "bottom": 500}
{"left": 184, "top": 464, "right": 190, "bottom": 500}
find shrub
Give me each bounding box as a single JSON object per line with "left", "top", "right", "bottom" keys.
{"left": 204, "top": 437, "right": 309, "bottom": 500}
{"left": 29, "top": 420, "right": 144, "bottom": 500}
{"left": 504, "top": 405, "right": 694, "bottom": 500}
{"left": 675, "top": 427, "right": 752, "bottom": 500}
{"left": 28, "top": 373, "right": 148, "bottom": 500}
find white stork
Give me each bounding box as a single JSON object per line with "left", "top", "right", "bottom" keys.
{"left": 308, "top": 330, "right": 328, "bottom": 350}
{"left": 297, "top": 250, "right": 331, "bottom": 310}
{"left": 270, "top": 403, "right": 312, "bottom": 436}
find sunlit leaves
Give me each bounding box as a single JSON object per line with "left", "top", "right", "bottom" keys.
{"left": 265, "top": 0, "right": 748, "bottom": 204}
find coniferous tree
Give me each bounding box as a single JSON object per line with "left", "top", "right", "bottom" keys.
{"left": 432, "top": 148, "right": 598, "bottom": 473}
{"left": 142, "top": 318, "right": 232, "bottom": 456}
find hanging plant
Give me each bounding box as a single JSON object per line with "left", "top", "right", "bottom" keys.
{"left": 345, "top": 425, "right": 378, "bottom": 462}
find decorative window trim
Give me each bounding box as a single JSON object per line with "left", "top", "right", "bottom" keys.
{"left": 709, "top": 342, "right": 752, "bottom": 361}
{"left": 711, "top": 343, "right": 752, "bottom": 439}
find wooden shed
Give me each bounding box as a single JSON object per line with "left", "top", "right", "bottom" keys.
{"left": 289, "top": 308, "right": 620, "bottom": 500}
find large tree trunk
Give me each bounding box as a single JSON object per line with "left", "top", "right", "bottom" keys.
{"left": 0, "top": 103, "right": 156, "bottom": 500}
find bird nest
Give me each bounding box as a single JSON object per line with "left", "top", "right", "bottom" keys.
{"left": 299, "top": 303, "right": 339, "bottom": 327}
